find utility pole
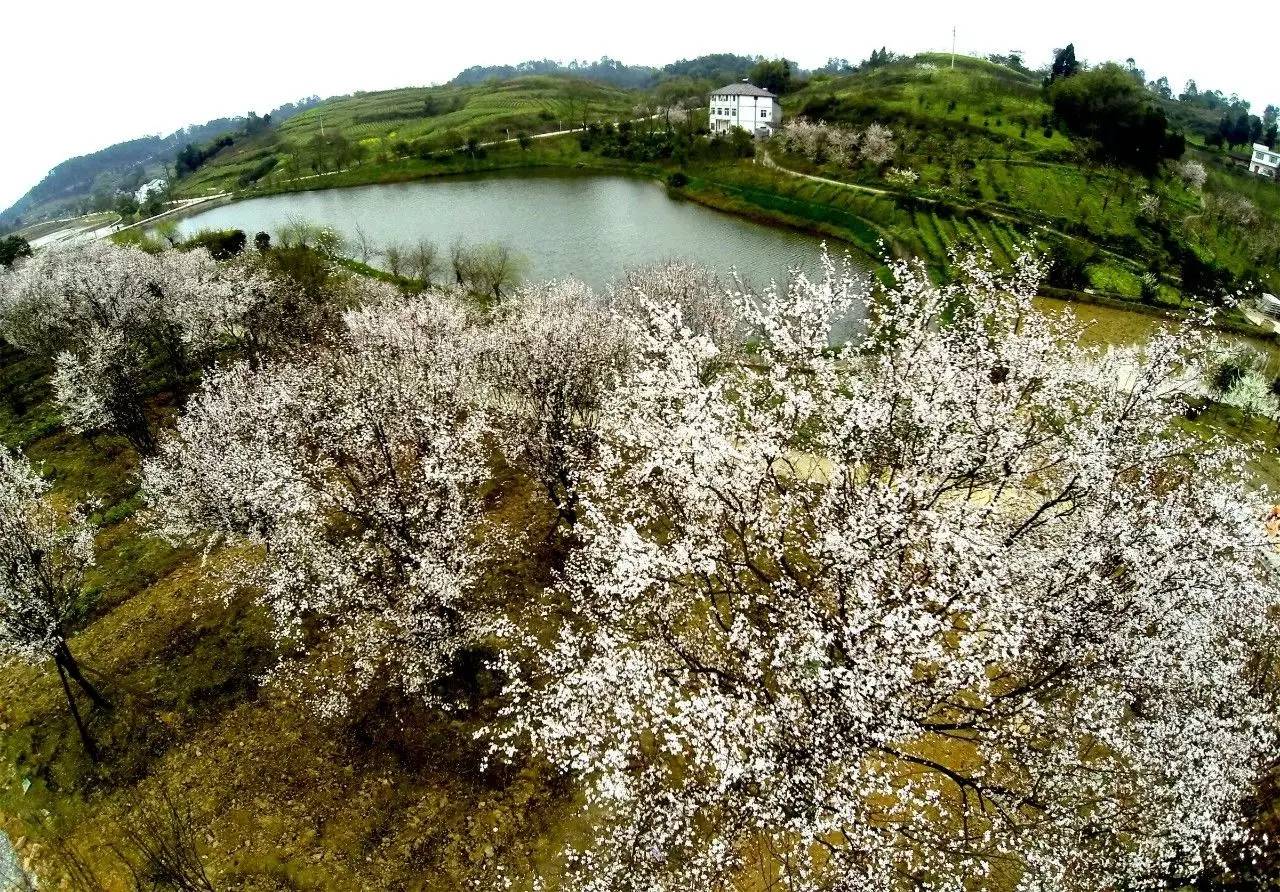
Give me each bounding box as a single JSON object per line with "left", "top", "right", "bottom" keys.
{"left": 951, "top": 26, "right": 957, "bottom": 70}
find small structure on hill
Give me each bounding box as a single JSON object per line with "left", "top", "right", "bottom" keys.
{"left": 709, "top": 81, "right": 782, "bottom": 138}
{"left": 1258, "top": 293, "right": 1280, "bottom": 319}
{"left": 1250, "top": 144, "right": 1279, "bottom": 179}
{"left": 134, "top": 178, "right": 168, "bottom": 203}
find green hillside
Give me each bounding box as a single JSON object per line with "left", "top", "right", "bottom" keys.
{"left": 0, "top": 103, "right": 319, "bottom": 232}
{"left": 167, "top": 55, "right": 1280, "bottom": 318}
{"left": 773, "top": 54, "right": 1280, "bottom": 299}
{"left": 174, "top": 77, "right": 638, "bottom": 196}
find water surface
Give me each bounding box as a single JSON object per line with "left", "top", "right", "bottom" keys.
{"left": 175, "top": 172, "right": 854, "bottom": 290}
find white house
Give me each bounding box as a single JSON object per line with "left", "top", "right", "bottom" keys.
{"left": 1250, "top": 144, "right": 1280, "bottom": 179}
{"left": 709, "top": 82, "right": 782, "bottom": 138}
{"left": 134, "top": 178, "right": 168, "bottom": 203}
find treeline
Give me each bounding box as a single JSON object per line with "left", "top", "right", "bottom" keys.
{"left": 174, "top": 134, "right": 235, "bottom": 176}
{"left": 451, "top": 56, "right": 661, "bottom": 89}
{"left": 1045, "top": 54, "right": 1185, "bottom": 175}
{"left": 1041, "top": 44, "right": 1277, "bottom": 150}
{"left": 450, "top": 53, "right": 774, "bottom": 92}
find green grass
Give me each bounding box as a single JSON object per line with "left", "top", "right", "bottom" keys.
{"left": 165, "top": 58, "right": 1280, "bottom": 327}
{"left": 174, "top": 76, "right": 637, "bottom": 198}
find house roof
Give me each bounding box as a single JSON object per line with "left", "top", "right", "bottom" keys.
{"left": 711, "top": 82, "right": 777, "bottom": 98}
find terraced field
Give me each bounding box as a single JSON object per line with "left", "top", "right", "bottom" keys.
{"left": 176, "top": 76, "right": 636, "bottom": 197}
{"left": 776, "top": 56, "right": 1280, "bottom": 299}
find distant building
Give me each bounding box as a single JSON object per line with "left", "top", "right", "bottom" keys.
{"left": 134, "top": 178, "right": 168, "bottom": 203}
{"left": 709, "top": 82, "right": 782, "bottom": 138}
{"left": 1259, "top": 293, "right": 1280, "bottom": 319}
{"left": 1250, "top": 144, "right": 1279, "bottom": 179}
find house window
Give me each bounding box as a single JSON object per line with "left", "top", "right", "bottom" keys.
{"left": 761, "top": 109, "right": 768, "bottom": 118}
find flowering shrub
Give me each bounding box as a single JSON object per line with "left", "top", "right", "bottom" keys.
{"left": 1176, "top": 159, "right": 1208, "bottom": 191}
{"left": 884, "top": 166, "right": 920, "bottom": 187}
{"left": 776, "top": 118, "right": 896, "bottom": 167}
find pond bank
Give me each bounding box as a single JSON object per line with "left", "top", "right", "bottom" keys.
{"left": 167, "top": 171, "right": 854, "bottom": 291}
{"left": 169, "top": 146, "right": 1277, "bottom": 345}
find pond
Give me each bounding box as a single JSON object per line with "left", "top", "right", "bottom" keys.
{"left": 170, "top": 170, "right": 1276, "bottom": 359}
{"left": 173, "top": 172, "right": 854, "bottom": 291}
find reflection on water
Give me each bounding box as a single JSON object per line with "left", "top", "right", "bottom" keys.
{"left": 173, "top": 172, "right": 866, "bottom": 292}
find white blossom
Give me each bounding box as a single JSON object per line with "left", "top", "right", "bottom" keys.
{"left": 483, "top": 280, "right": 629, "bottom": 532}
{"left": 1176, "top": 159, "right": 1209, "bottom": 192}
{"left": 143, "top": 293, "right": 491, "bottom": 714}
{"left": 885, "top": 167, "right": 920, "bottom": 187}
{"left": 0, "top": 242, "right": 278, "bottom": 449}
{"left": 495, "top": 250, "right": 1280, "bottom": 892}
{"left": 858, "top": 122, "right": 897, "bottom": 165}
{"left": 0, "top": 447, "right": 94, "bottom": 666}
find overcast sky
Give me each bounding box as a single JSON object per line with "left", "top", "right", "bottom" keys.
{"left": 4, "top": 0, "right": 1275, "bottom": 213}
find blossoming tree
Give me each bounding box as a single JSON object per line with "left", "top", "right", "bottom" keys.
{"left": 0, "top": 447, "right": 105, "bottom": 759}
{"left": 0, "top": 242, "right": 274, "bottom": 452}
{"left": 484, "top": 280, "right": 630, "bottom": 537}
{"left": 497, "top": 252, "right": 1280, "bottom": 891}
{"left": 143, "top": 292, "right": 492, "bottom": 715}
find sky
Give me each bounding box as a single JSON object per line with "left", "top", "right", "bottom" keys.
{"left": 4, "top": 0, "right": 1276, "bottom": 213}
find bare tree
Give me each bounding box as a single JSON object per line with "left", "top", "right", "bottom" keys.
{"left": 350, "top": 222, "right": 375, "bottom": 264}
{"left": 407, "top": 238, "right": 441, "bottom": 287}
{"left": 450, "top": 239, "right": 476, "bottom": 289}
{"left": 381, "top": 243, "right": 405, "bottom": 278}
{"left": 468, "top": 243, "right": 527, "bottom": 301}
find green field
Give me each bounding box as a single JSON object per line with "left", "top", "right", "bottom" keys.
{"left": 774, "top": 56, "right": 1280, "bottom": 299}
{"left": 175, "top": 76, "right": 637, "bottom": 197}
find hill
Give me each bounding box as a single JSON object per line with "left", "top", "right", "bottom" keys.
{"left": 761, "top": 53, "right": 1280, "bottom": 299}
{"left": 0, "top": 100, "right": 320, "bottom": 232}
{"left": 171, "top": 76, "right": 639, "bottom": 197}
{"left": 448, "top": 53, "right": 762, "bottom": 91}
{"left": 450, "top": 56, "right": 661, "bottom": 89}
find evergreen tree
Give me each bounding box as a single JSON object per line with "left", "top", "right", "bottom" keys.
{"left": 1049, "top": 43, "right": 1080, "bottom": 84}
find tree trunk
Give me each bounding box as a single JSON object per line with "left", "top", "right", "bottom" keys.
{"left": 56, "top": 640, "right": 110, "bottom": 710}
{"left": 55, "top": 657, "right": 99, "bottom": 763}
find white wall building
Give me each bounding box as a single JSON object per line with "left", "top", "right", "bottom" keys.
{"left": 1250, "top": 143, "right": 1279, "bottom": 179}
{"left": 709, "top": 82, "right": 782, "bottom": 138}
{"left": 134, "top": 178, "right": 168, "bottom": 203}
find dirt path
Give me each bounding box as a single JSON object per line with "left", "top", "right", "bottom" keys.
{"left": 758, "top": 150, "right": 1139, "bottom": 267}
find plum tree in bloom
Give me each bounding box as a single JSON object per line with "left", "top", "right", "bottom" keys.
{"left": 859, "top": 121, "right": 896, "bottom": 165}
{"left": 0, "top": 447, "right": 106, "bottom": 759}
{"left": 496, "top": 251, "right": 1280, "bottom": 891}
{"left": 612, "top": 260, "right": 745, "bottom": 357}
{"left": 484, "top": 280, "right": 630, "bottom": 535}
{"left": 143, "top": 293, "right": 491, "bottom": 715}
{"left": 1176, "top": 158, "right": 1209, "bottom": 192}
{"left": 0, "top": 242, "right": 275, "bottom": 451}
{"left": 51, "top": 324, "right": 153, "bottom": 451}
